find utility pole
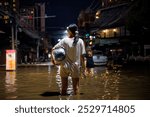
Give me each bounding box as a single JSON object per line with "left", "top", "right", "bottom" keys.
{"left": 15, "top": 24, "right": 18, "bottom": 50}
{"left": 15, "top": 23, "right": 18, "bottom": 65}
{"left": 11, "top": 22, "right": 15, "bottom": 49}
{"left": 35, "top": 3, "right": 56, "bottom": 62}
{"left": 35, "top": 4, "right": 39, "bottom": 62}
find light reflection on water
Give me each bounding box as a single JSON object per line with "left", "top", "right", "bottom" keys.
{"left": 100, "top": 69, "right": 120, "bottom": 100}
{"left": 5, "top": 71, "right": 17, "bottom": 99}
{"left": 0, "top": 65, "right": 150, "bottom": 100}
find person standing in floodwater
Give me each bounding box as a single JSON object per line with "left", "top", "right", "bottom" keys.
{"left": 85, "top": 49, "right": 94, "bottom": 77}
{"left": 52, "top": 24, "right": 86, "bottom": 95}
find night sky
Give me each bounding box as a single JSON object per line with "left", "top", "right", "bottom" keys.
{"left": 21, "top": 0, "right": 94, "bottom": 28}
{"left": 20, "top": 0, "right": 97, "bottom": 44}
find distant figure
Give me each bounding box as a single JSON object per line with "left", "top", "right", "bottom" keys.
{"left": 24, "top": 55, "right": 28, "bottom": 64}
{"left": 52, "top": 24, "right": 86, "bottom": 95}
{"left": 85, "top": 49, "right": 94, "bottom": 77}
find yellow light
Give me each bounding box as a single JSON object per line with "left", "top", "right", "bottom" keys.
{"left": 3, "top": 15, "right": 9, "bottom": 20}
{"left": 113, "top": 29, "right": 117, "bottom": 32}
{"left": 103, "top": 29, "right": 108, "bottom": 33}
{"left": 89, "top": 41, "right": 92, "bottom": 45}
{"left": 95, "top": 11, "right": 100, "bottom": 19}
{"left": 96, "top": 16, "right": 99, "bottom": 19}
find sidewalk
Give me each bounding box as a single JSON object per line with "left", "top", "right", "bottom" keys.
{"left": 0, "top": 62, "right": 53, "bottom": 67}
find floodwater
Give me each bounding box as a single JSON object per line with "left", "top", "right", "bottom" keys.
{"left": 0, "top": 64, "right": 150, "bottom": 100}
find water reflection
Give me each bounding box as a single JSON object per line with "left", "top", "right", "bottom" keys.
{"left": 0, "top": 64, "right": 149, "bottom": 100}
{"left": 46, "top": 64, "right": 72, "bottom": 100}
{"left": 47, "top": 64, "right": 52, "bottom": 88}
{"left": 101, "top": 69, "right": 120, "bottom": 100}
{"left": 5, "top": 71, "right": 17, "bottom": 99}
{"left": 55, "top": 65, "right": 76, "bottom": 100}
{"left": 55, "top": 66, "right": 62, "bottom": 92}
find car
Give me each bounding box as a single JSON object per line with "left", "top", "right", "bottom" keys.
{"left": 144, "top": 55, "right": 150, "bottom": 62}
{"left": 92, "top": 51, "right": 108, "bottom": 66}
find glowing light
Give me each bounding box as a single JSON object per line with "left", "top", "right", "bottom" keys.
{"left": 89, "top": 41, "right": 92, "bottom": 45}
{"left": 95, "top": 11, "right": 101, "bottom": 19}
{"left": 113, "top": 29, "right": 117, "bottom": 32}
{"left": 103, "top": 29, "right": 108, "bottom": 33}
{"left": 58, "top": 39, "right": 61, "bottom": 42}
{"left": 31, "top": 11, "right": 34, "bottom": 14}
{"left": 89, "top": 36, "right": 93, "bottom": 40}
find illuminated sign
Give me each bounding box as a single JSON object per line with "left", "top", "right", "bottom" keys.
{"left": 6, "top": 50, "right": 16, "bottom": 70}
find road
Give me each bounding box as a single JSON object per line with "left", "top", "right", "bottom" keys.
{"left": 0, "top": 63, "right": 150, "bottom": 100}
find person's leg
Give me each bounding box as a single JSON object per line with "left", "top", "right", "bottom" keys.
{"left": 61, "top": 77, "right": 68, "bottom": 95}
{"left": 60, "top": 67, "right": 69, "bottom": 95}
{"left": 86, "top": 68, "right": 90, "bottom": 76}
{"left": 90, "top": 68, "right": 94, "bottom": 77}
{"left": 72, "top": 78, "right": 79, "bottom": 95}
{"left": 71, "top": 64, "right": 80, "bottom": 95}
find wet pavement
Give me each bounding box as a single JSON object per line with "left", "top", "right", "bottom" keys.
{"left": 0, "top": 63, "right": 150, "bottom": 100}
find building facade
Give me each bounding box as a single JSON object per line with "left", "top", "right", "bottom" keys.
{"left": 78, "top": 0, "right": 150, "bottom": 60}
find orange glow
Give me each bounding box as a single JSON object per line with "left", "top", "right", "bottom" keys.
{"left": 103, "top": 29, "right": 108, "bottom": 33}
{"left": 89, "top": 41, "right": 92, "bottom": 45}
{"left": 6, "top": 50, "right": 16, "bottom": 70}
{"left": 95, "top": 11, "right": 101, "bottom": 19}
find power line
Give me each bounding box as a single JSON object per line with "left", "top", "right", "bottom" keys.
{"left": 91, "top": 1, "right": 101, "bottom": 10}
{"left": 87, "top": 0, "right": 101, "bottom": 11}
{"left": 88, "top": 0, "right": 97, "bottom": 9}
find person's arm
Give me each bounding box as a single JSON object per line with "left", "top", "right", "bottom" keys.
{"left": 80, "top": 39, "right": 87, "bottom": 77}
{"left": 51, "top": 39, "right": 64, "bottom": 65}
{"left": 52, "top": 39, "right": 64, "bottom": 50}
{"left": 80, "top": 54, "right": 85, "bottom": 68}
{"left": 51, "top": 49, "right": 56, "bottom": 65}
{"left": 80, "top": 54, "right": 87, "bottom": 78}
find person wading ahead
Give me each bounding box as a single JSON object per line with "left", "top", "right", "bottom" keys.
{"left": 52, "top": 24, "right": 86, "bottom": 95}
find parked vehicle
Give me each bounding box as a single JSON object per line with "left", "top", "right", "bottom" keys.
{"left": 144, "top": 55, "right": 150, "bottom": 62}
{"left": 92, "top": 51, "right": 108, "bottom": 66}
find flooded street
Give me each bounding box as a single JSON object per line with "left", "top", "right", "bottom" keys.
{"left": 0, "top": 64, "right": 150, "bottom": 100}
